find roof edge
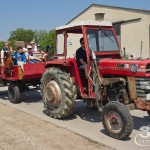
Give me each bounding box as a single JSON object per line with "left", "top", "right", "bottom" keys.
{"left": 67, "top": 4, "right": 150, "bottom": 24}
{"left": 56, "top": 20, "right": 112, "bottom": 30}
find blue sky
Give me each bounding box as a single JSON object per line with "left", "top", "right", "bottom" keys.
{"left": 0, "top": 0, "right": 149, "bottom": 41}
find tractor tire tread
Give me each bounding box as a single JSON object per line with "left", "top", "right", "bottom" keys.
{"left": 102, "top": 101, "right": 133, "bottom": 140}
{"left": 41, "top": 67, "right": 76, "bottom": 119}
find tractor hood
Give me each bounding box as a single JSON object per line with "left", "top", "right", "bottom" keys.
{"left": 99, "top": 58, "right": 150, "bottom": 77}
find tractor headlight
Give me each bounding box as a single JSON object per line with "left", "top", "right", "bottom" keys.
{"left": 131, "top": 64, "right": 138, "bottom": 72}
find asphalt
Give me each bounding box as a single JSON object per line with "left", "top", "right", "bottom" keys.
{"left": 0, "top": 86, "right": 150, "bottom": 150}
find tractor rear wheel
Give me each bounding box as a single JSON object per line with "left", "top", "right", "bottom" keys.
{"left": 102, "top": 101, "right": 133, "bottom": 140}
{"left": 41, "top": 67, "right": 77, "bottom": 119}
{"left": 8, "top": 83, "right": 21, "bottom": 103}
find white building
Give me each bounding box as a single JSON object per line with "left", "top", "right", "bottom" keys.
{"left": 67, "top": 4, "right": 150, "bottom": 58}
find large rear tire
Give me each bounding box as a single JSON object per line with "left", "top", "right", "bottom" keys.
{"left": 8, "top": 83, "right": 21, "bottom": 103}
{"left": 102, "top": 101, "right": 133, "bottom": 140}
{"left": 41, "top": 67, "right": 77, "bottom": 119}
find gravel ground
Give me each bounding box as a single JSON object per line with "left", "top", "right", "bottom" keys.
{"left": 0, "top": 103, "right": 113, "bottom": 150}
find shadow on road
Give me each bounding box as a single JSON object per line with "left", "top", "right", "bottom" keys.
{"left": 43, "top": 100, "right": 150, "bottom": 127}
{"left": 0, "top": 90, "right": 9, "bottom": 100}
{"left": 21, "top": 90, "right": 42, "bottom": 103}
{"left": 72, "top": 101, "right": 150, "bottom": 129}
{"left": 43, "top": 100, "right": 102, "bottom": 123}
{"left": 0, "top": 89, "right": 42, "bottom": 103}
{"left": 70, "top": 100, "right": 102, "bottom": 123}
{"left": 132, "top": 115, "right": 150, "bottom": 130}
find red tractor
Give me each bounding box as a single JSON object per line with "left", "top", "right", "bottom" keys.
{"left": 41, "top": 20, "right": 150, "bottom": 140}
{"left": 0, "top": 51, "right": 46, "bottom": 103}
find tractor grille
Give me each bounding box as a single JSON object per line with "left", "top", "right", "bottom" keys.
{"left": 135, "top": 77, "right": 150, "bottom": 99}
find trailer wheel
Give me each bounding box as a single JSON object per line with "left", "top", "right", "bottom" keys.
{"left": 41, "top": 67, "right": 77, "bottom": 119}
{"left": 102, "top": 101, "right": 133, "bottom": 140}
{"left": 8, "top": 84, "right": 21, "bottom": 103}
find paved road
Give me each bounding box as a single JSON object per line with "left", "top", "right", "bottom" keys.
{"left": 0, "top": 103, "right": 112, "bottom": 150}
{"left": 0, "top": 87, "right": 150, "bottom": 150}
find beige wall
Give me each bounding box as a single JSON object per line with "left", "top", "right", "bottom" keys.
{"left": 55, "top": 33, "right": 82, "bottom": 58}
{"left": 121, "top": 15, "right": 150, "bottom": 58}
{"left": 67, "top": 33, "right": 82, "bottom": 58}
{"left": 69, "top": 5, "right": 150, "bottom": 58}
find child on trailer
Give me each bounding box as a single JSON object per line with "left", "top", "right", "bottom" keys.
{"left": 12, "top": 46, "right": 26, "bottom": 70}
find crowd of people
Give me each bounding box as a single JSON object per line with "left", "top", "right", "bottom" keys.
{"left": 1, "top": 38, "right": 86, "bottom": 74}
{"left": 1, "top": 41, "right": 50, "bottom": 69}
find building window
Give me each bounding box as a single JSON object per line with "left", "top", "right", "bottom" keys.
{"left": 95, "top": 13, "right": 105, "bottom": 21}
{"left": 113, "top": 23, "right": 121, "bottom": 43}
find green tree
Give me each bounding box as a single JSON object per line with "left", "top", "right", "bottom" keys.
{"left": 8, "top": 28, "right": 35, "bottom": 43}
{"left": 34, "top": 30, "right": 49, "bottom": 50}
{"left": 47, "top": 30, "right": 55, "bottom": 53}
{"left": 35, "top": 30, "right": 55, "bottom": 53}
{"left": 0, "top": 41, "right": 5, "bottom": 51}
{"left": 8, "top": 28, "right": 55, "bottom": 53}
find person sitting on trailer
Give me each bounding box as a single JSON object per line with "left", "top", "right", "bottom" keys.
{"left": 25, "top": 45, "right": 42, "bottom": 63}
{"left": 12, "top": 46, "right": 26, "bottom": 70}
{"left": 31, "top": 41, "right": 38, "bottom": 52}
{"left": 33, "top": 44, "right": 48, "bottom": 62}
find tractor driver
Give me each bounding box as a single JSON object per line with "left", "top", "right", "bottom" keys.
{"left": 76, "top": 37, "right": 88, "bottom": 79}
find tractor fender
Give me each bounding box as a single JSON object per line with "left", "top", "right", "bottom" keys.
{"left": 44, "top": 58, "right": 85, "bottom": 96}
{"left": 44, "top": 60, "right": 65, "bottom": 68}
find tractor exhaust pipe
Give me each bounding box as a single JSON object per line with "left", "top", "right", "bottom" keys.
{"left": 91, "top": 51, "right": 102, "bottom": 112}
{"left": 91, "top": 51, "right": 102, "bottom": 83}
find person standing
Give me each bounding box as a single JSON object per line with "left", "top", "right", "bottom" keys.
{"left": 1, "top": 42, "right": 13, "bottom": 67}
{"left": 2, "top": 42, "right": 13, "bottom": 53}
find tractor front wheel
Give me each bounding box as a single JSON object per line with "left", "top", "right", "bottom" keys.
{"left": 102, "top": 101, "right": 133, "bottom": 140}
{"left": 41, "top": 67, "right": 77, "bottom": 119}
{"left": 8, "top": 83, "right": 21, "bottom": 103}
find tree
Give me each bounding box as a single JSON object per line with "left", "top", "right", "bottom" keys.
{"left": 8, "top": 28, "right": 55, "bottom": 53}
{"left": 47, "top": 30, "right": 55, "bottom": 53}
{"left": 34, "top": 30, "right": 49, "bottom": 50}
{"left": 8, "top": 28, "right": 35, "bottom": 43}
{"left": 0, "top": 41, "right": 4, "bottom": 50}
{"left": 35, "top": 30, "right": 55, "bottom": 52}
